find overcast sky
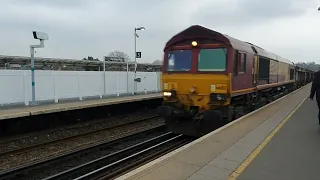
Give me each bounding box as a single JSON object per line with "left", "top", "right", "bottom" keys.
{"left": 0, "top": 0, "right": 319, "bottom": 63}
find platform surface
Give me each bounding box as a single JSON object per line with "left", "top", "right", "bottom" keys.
{"left": 235, "top": 96, "right": 320, "bottom": 180}
{"left": 116, "top": 84, "right": 311, "bottom": 180}
{"left": 0, "top": 93, "right": 161, "bottom": 120}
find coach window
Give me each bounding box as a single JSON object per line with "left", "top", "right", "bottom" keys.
{"left": 239, "top": 53, "right": 246, "bottom": 73}
{"left": 198, "top": 48, "right": 227, "bottom": 71}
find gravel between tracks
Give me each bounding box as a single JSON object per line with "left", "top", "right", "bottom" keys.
{"left": 18, "top": 130, "right": 167, "bottom": 180}
{"left": 0, "top": 110, "right": 156, "bottom": 155}
{"left": 0, "top": 117, "right": 164, "bottom": 171}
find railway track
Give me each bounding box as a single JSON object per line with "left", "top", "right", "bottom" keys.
{"left": 44, "top": 132, "right": 192, "bottom": 180}
{"left": 0, "top": 110, "right": 158, "bottom": 156}
{"left": 0, "top": 114, "right": 164, "bottom": 171}
{"left": 0, "top": 114, "right": 159, "bottom": 156}
{"left": 0, "top": 128, "right": 193, "bottom": 180}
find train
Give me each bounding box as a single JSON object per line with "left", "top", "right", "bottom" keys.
{"left": 157, "top": 25, "right": 315, "bottom": 137}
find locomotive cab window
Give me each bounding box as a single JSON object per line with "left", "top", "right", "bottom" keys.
{"left": 167, "top": 50, "right": 193, "bottom": 72}
{"left": 198, "top": 48, "right": 227, "bottom": 71}
{"left": 239, "top": 53, "right": 246, "bottom": 73}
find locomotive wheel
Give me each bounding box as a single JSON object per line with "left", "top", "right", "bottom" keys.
{"left": 232, "top": 106, "right": 244, "bottom": 120}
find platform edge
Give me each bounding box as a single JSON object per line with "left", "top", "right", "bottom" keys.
{"left": 0, "top": 93, "right": 162, "bottom": 120}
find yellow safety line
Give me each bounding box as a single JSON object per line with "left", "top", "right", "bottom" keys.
{"left": 228, "top": 95, "right": 308, "bottom": 180}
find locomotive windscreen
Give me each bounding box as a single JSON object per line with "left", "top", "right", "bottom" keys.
{"left": 198, "top": 48, "right": 227, "bottom": 71}
{"left": 167, "top": 50, "right": 192, "bottom": 71}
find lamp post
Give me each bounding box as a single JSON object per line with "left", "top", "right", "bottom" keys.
{"left": 103, "top": 56, "right": 106, "bottom": 96}
{"left": 30, "top": 31, "right": 49, "bottom": 105}
{"left": 133, "top": 27, "right": 145, "bottom": 94}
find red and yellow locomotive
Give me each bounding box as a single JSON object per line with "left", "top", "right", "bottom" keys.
{"left": 157, "top": 25, "right": 314, "bottom": 137}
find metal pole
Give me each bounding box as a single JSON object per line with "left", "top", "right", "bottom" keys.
{"left": 103, "top": 57, "right": 106, "bottom": 96}
{"left": 126, "top": 59, "right": 129, "bottom": 93}
{"left": 30, "top": 47, "right": 37, "bottom": 105}
{"left": 133, "top": 28, "right": 137, "bottom": 94}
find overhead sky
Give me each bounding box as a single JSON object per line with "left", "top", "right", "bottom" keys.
{"left": 0, "top": 0, "right": 320, "bottom": 63}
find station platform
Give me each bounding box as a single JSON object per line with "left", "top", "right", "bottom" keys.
{"left": 115, "top": 84, "right": 312, "bottom": 180}
{"left": 0, "top": 93, "right": 161, "bottom": 121}
{"left": 233, "top": 92, "right": 318, "bottom": 180}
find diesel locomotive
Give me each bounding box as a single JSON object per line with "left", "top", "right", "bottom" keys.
{"left": 157, "top": 25, "right": 315, "bottom": 137}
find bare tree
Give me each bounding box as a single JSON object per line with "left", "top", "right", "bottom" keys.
{"left": 152, "top": 59, "right": 163, "bottom": 65}
{"left": 108, "top": 51, "right": 131, "bottom": 62}
{"left": 296, "top": 61, "right": 320, "bottom": 71}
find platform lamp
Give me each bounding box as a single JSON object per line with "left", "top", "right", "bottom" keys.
{"left": 133, "top": 26, "right": 145, "bottom": 94}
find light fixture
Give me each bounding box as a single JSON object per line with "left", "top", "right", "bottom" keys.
{"left": 192, "top": 41, "right": 198, "bottom": 46}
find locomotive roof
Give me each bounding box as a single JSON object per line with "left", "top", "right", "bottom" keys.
{"left": 243, "top": 41, "right": 293, "bottom": 65}
{"left": 165, "top": 25, "right": 294, "bottom": 65}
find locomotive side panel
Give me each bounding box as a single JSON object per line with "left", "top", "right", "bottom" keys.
{"left": 269, "top": 59, "right": 278, "bottom": 83}
{"left": 231, "top": 50, "right": 255, "bottom": 91}
{"left": 278, "top": 61, "right": 290, "bottom": 82}
{"left": 295, "top": 70, "right": 300, "bottom": 84}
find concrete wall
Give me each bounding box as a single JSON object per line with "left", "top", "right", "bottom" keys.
{"left": 0, "top": 70, "right": 162, "bottom": 106}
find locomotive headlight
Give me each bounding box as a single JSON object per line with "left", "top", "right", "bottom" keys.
{"left": 163, "top": 92, "right": 172, "bottom": 97}
{"left": 191, "top": 41, "right": 198, "bottom": 46}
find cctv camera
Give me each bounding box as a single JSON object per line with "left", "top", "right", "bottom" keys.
{"left": 32, "top": 31, "right": 49, "bottom": 40}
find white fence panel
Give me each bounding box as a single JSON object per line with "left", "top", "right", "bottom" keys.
{"left": 78, "top": 71, "right": 104, "bottom": 98}
{"left": 31, "top": 71, "right": 55, "bottom": 102}
{"left": 0, "top": 70, "right": 162, "bottom": 106}
{"left": 53, "top": 71, "right": 80, "bottom": 100}
{"left": 104, "top": 72, "right": 121, "bottom": 95}
{"left": 136, "top": 72, "right": 158, "bottom": 93}
{"left": 0, "top": 70, "right": 25, "bottom": 104}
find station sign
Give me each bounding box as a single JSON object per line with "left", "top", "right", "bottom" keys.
{"left": 136, "top": 52, "right": 141, "bottom": 58}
